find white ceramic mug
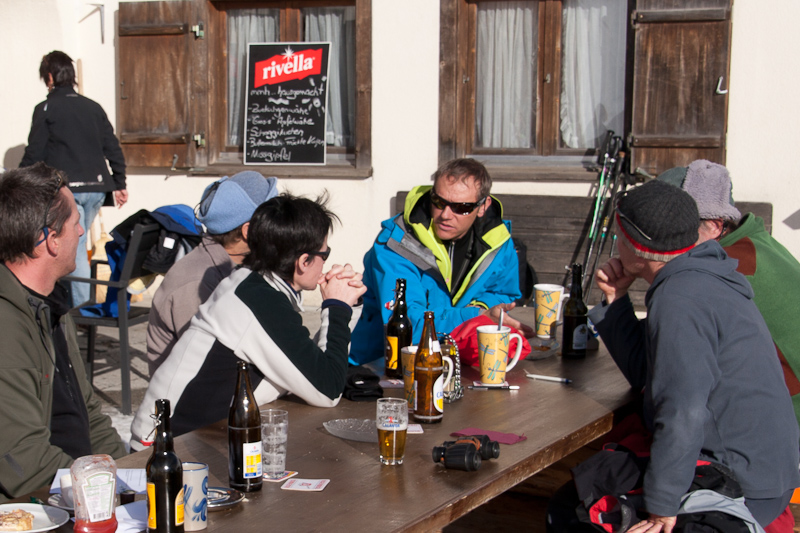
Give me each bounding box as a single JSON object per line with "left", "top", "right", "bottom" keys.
{"left": 182, "top": 462, "right": 209, "bottom": 531}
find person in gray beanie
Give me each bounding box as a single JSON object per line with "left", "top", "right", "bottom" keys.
{"left": 657, "top": 159, "right": 800, "bottom": 444}
{"left": 546, "top": 180, "right": 800, "bottom": 533}
{"left": 145, "top": 171, "right": 279, "bottom": 375}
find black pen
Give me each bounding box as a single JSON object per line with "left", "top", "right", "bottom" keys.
{"left": 468, "top": 385, "right": 520, "bottom": 390}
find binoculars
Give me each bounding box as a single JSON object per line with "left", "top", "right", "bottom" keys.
{"left": 431, "top": 435, "right": 501, "bottom": 472}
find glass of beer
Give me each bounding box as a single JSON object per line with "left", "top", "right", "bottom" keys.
{"left": 376, "top": 398, "right": 408, "bottom": 465}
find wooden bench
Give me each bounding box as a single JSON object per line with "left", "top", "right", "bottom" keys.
{"left": 395, "top": 192, "right": 773, "bottom": 309}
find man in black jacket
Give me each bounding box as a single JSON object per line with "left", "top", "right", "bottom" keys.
{"left": 20, "top": 50, "right": 128, "bottom": 307}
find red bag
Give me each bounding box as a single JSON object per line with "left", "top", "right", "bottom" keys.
{"left": 449, "top": 315, "right": 531, "bottom": 367}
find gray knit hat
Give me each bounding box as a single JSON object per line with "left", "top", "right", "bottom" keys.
{"left": 657, "top": 160, "right": 741, "bottom": 221}
{"left": 616, "top": 180, "right": 699, "bottom": 262}
{"left": 197, "top": 171, "right": 279, "bottom": 234}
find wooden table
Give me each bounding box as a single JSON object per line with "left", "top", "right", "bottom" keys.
{"left": 32, "top": 333, "right": 635, "bottom": 533}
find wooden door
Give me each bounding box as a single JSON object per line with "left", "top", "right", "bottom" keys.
{"left": 117, "top": 1, "right": 206, "bottom": 168}
{"left": 628, "top": 0, "right": 732, "bottom": 176}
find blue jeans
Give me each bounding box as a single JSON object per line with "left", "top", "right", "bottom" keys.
{"left": 71, "top": 191, "right": 106, "bottom": 307}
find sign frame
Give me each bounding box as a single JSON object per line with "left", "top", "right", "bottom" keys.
{"left": 244, "top": 42, "right": 331, "bottom": 165}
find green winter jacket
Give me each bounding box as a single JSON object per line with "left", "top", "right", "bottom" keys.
{"left": 720, "top": 213, "right": 800, "bottom": 435}
{"left": 0, "top": 265, "right": 125, "bottom": 502}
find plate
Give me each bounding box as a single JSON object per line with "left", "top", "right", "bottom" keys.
{"left": 207, "top": 487, "right": 244, "bottom": 511}
{"left": 323, "top": 418, "right": 378, "bottom": 443}
{"left": 526, "top": 337, "right": 559, "bottom": 360}
{"left": 46, "top": 494, "right": 73, "bottom": 512}
{"left": 0, "top": 503, "right": 70, "bottom": 532}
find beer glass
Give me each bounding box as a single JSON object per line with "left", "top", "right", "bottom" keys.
{"left": 376, "top": 398, "right": 408, "bottom": 465}
{"left": 400, "top": 346, "right": 417, "bottom": 412}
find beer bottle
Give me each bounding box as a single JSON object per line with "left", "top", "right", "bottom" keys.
{"left": 228, "top": 361, "right": 263, "bottom": 492}
{"left": 414, "top": 311, "right": 446, "bottom": 423}
{"left": 146, "top": 399, "right": 184, "bottom": 533}
{"left": 562, "top": 263, "right": 589, "bottom": 359}
{"left": 385, "top": 278, "right": 411, "bottom": 379}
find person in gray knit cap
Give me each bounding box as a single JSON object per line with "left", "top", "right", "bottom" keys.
{"left": 657, "top": 160, "right": 800, "bottom": 438}
{"left": 145, "top": 171, "right": 279, "bottom": 375}
{"left": 546, "top": 180, "right": 800, "bottom": 533}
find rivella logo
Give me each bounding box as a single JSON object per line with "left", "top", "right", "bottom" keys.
{"left": 254, "top": 47, "right": 323, "bottom": 88}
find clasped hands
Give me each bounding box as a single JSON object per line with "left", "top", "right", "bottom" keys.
{"left": 318, "top": 263, "right": 366, "bottom": 306}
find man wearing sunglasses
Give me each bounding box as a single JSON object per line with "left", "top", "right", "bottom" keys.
{"left": 0, "top": 163, "right": 126, "bottom": 502}
{"left": 563, "top": 181, "right": 799, "bottom": 533}
{"left": 145, "top": 171, "right": 278, "bottom": 376}
{"left": 130, "top": 194, "right": 366, "bottom": 449}
{"left": 350, "top": 158, "right": 531, "bottom": 366}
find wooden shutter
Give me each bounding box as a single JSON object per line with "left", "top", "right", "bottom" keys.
{"left": 117, "top": 1, "right": 206, "bottom": 168}
{"left": 628, "top": 0, "right": 732, "bottom": 176}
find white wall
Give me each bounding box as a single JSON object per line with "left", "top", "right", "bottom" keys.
{"left": 1, "top": 0, "right": 798, "bottom": 308}
{"left": 727, "top": 0, "right": 800, "bottom": 253}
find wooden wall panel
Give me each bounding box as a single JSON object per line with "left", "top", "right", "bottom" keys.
{"left": 118, "top": 1, "right": 197, "bottom": 168}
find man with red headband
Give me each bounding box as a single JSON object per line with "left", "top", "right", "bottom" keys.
{"left": 570, "top": 180, "right": 799, "bottom": 532}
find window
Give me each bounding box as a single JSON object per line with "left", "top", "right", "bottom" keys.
{"left": 440, "top": 0, "right": 628, "bottom": 173}
{"left": 224, "top": 5, "right": 356, "bottom": 149}
{"left": 118, "top": 0, "right": 371, "bottom": 177}
{"left": 440, "top": 0, "right": 733, "bottom": 179}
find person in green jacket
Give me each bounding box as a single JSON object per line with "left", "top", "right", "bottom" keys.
{"left": 658, "top": 160, "right": 800, "bottom": 434}
{"left": 0, "top": 163, "right": 126, "bottom": 502}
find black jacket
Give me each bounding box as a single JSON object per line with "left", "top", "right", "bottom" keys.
{"left": 20, "top": 86, "right": 126, "bottom": 193}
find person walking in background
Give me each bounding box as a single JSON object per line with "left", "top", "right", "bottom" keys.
{"left": 20, "top": 50, "right": 128, "bottom": 307}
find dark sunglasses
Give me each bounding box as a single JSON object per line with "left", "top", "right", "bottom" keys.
{"left": 35, "top": 173, "right": 65, "bottom": 246}
{"left": 307, "top": 247, "right": 332, "bottom": 262}
{"left": 614, "top": 191, "right": 652, "bottom": 241}
{"left": 196, "top": 179, "right": 223, "bottom": 219}
{"left": 430, "top": 191, "right": 486, "bottom": 216}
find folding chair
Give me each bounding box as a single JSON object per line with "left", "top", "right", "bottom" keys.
{"left": 64, "top": 223, "right": 160, "bottom": 415}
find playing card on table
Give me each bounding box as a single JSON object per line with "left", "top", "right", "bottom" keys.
{"left": 281, "top": 478, "right": 330, "bottom": 491}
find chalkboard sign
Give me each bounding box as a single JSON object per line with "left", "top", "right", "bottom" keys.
{"left": 244, "top": 42, "right": 331, "bottom": 165}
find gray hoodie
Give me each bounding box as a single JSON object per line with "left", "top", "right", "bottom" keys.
{"left": 589, "top": 240, "right": 800, "bottom": 518}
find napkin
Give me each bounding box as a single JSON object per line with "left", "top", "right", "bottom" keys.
{"left": 116, "top": 500, "right": 147, "bottom": 533}
{"left": 451, "top": 427, "right": 527, "bottom": 445}
{"left": 343, "top": 365, "right": 383, "bottom": 402}
{"left": 450, "top": 316, "right": 531, "bottom": 366}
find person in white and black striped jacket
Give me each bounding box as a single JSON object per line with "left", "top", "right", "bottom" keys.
{"left": 130, "top": 193, "right": 365, "bottom": 450}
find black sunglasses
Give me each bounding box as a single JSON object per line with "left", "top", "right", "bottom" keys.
{"left": 35, "top": 173, "right": 65, "bottom": 246}
{"left": 615, "top": 191, "right": 652, "bottom": 241}
{"left": 307, "top": 247, "right": 331, "bottom": 262}
{"left": 430, "top": 191, "right": 486, "bottom": 216}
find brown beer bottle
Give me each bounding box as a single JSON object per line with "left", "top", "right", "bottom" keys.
{"left": 385, "top": 278, "right": 411, "bottom": 379}
{"left": 228, "top": 361, "right": 263, "bottom": 492}
{"left": 414, "top": 311, "right": 445, "bottom": 423}
{"left": 562, "top": 263, "right": 589, "bottom": 359}
{"left": 146, "top": 399, "right": 184, "bottom": 533}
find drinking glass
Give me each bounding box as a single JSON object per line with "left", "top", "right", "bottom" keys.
{"left": 260, "top": 410, "right": 288, "bottom": 479}
{"left": 376, "top": 398, "right": 408, "bottom": 466}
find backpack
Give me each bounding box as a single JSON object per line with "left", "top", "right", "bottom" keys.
{"left": 513, "top": 238, "right": 537, "bottom": 306}
{"left": 572, "top": 449, "right": 765, "bottom": 533}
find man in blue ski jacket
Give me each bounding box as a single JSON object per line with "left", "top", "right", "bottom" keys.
{"left": 350, "top": 158, "right": 531, "bottom": 365}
